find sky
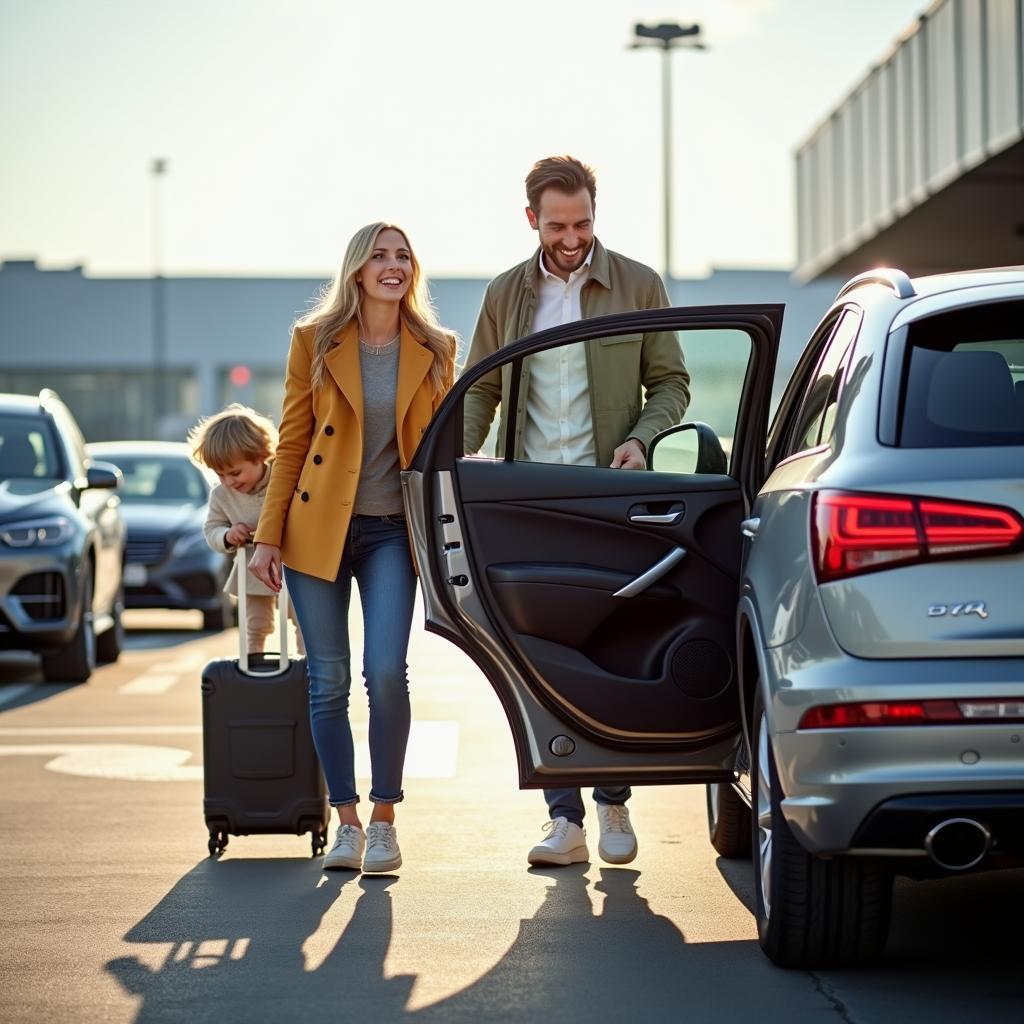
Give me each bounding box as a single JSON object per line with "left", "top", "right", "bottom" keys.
{"left": 0, "top": 0, "right": 927, "bottom": 281}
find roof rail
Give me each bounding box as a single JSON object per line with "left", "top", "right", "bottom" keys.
{"left": 835, "top": 268, "right": 916, "bottom": 301}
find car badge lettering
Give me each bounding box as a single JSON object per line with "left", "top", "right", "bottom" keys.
{"left": 927, "top": 601, "right": 988, "bottom": 619}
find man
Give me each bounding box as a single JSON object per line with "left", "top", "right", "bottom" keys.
{"left": 463, "top": 155, "right": 690, "bottom": 867}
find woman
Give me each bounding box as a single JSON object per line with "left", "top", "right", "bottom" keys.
{"left": 250, "top": 222, "right": 457, "bottom": 872}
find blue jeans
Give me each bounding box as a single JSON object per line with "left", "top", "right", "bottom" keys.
{"left": 545, "top": 787, "right": 631, "bottom": 828}
{"left": 284, "top": 514, "right": 416, "bottom": 807}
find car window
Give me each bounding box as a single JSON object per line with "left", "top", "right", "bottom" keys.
{"left": 0, "top": 414, "right": 61, "bottom": 479}
{"left": 898, "top": 300, "right": 1024, "bottom": 447}
{"left": 782, "top": 309, "right": 860, "bottom": 457}
{"left": 462, "top": 327, "right": 751, "bottom": 472}
{"left": 103, "top": 455, "right": 209, "bottom": 503}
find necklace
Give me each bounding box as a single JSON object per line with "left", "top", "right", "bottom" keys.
{"left": 358, "top": 331, "right": 400, "bottom": 355}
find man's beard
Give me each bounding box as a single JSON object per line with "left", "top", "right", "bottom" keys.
{"left": 543, "top": 240, "right": 588, "bottom": 276}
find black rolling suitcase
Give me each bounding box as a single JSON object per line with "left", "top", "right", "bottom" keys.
{"left": 201, "top": 549, "right": 329, "bottom": 857}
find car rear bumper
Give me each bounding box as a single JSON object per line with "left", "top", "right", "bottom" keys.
{"left": 764, "top": 641, "right": 1024, "bottom": 856}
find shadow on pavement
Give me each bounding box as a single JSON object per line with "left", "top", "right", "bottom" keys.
{"left": 714, "top": 846, "right": 1024, "bottom": 1008}
{"left": 106, "top": 860, "right": 770, "bottom": 1023}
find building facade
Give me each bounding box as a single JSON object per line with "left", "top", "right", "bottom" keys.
{"left": 0, "top": 259, "right": 841, "bottom": 444}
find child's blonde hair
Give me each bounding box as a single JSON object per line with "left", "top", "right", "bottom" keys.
{"left": 188, "top": 404, "right": 277, "bottom": 472}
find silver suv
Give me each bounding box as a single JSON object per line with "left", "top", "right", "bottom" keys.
{"left": 401, "top": 267, "right": 1024, "bottom": 968}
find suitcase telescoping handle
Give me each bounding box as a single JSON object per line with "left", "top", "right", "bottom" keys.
{"left": 236, "top": 546, "right": 292, "bottom": 677}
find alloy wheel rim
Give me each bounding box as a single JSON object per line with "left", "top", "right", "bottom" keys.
{"left": 708, "top": 783, "right": 720, "bottom": 829}
{"left": 84, "top": 609, "right": 96, "bottom": 667}
{"left": 756, "top": 713, "right": 773, "bottom": 918}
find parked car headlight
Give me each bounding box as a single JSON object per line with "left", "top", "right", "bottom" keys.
{"left": 170, "top": 530, "right": 209, "bottom": 558}
{"left": 0, "top": 517, "right": 75, "bottom": 548}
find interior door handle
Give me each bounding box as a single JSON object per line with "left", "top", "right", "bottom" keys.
{"left": 741, "top": 517, "right": 761, "bottom": 539}
{"left": 629, "top": 512, "right": 682, "bottom": 525}
{"left": 613, "top": 546, "right": 687, "bottom": 598}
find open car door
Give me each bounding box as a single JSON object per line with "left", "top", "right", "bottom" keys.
{"left": 403, "top": 305, "right": 782, "bottom": 788}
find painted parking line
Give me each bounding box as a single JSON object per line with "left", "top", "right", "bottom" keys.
{"left": 119, "top": 673, "right": 182, "bottom": 695}
{"left": 118, "top": 653, "right": 208, "bottom": 695}
{"left": 0, "top": 721, "right": 459, "bottom": 782}
{"left": 0, "top": 725, "right": 203, "bottom": 736}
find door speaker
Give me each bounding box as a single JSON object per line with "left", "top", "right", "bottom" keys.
{"left": 670, "top": 640, "right": 732, "bottom": 700}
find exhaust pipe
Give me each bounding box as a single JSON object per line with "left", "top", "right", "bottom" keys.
{"left": 924, "top": 817, "right": 992, "bottom": 871}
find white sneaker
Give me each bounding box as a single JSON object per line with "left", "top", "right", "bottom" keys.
{"left": 596, "top": 804, "right": 637, "bottom": 864}
{"left": 323, "top": 824, "right": 365, "bottom": 871}
{"left": 363, "top": 822, "right": 402, "bottom": 873}
{"left": 527, "top": 816, "right": 589, "bottom": 866}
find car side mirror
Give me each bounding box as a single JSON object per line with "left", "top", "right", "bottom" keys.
{"left": 85, "top": 461, "right": 123, "bottom": 490}
{"left": 648, "top": 422, "right": 728, "bottom": 475}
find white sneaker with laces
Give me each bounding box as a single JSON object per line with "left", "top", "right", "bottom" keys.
{"left": 596, "top": 804, "right": 637, "bottom": 864}
{"left": 363, "top": 822, "right": 402, "bottom": 873}
{"left": 323, "top": 824, "right": 365, "bottom": 871}
{"left": 527, "top": 816, "right": 589, "bottom": 866}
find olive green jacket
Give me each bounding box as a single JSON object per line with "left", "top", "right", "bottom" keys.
{"left": 462, "top": 239, "right": 691, "bottom": 467}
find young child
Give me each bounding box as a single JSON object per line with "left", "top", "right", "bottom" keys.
{"left": 188, "top": 404, "right": 304, "bottom": 655}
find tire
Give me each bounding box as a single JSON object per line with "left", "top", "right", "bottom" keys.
{"left": 202, "top": 592, "right": 233, "bottom": 632}
{"left": 751, "top": 691, "right": 892, "bottom": 968}
{"left": 41, "top": 571, "right": 96, "bottom": 683}
{"left": 707, "top": 781, "right": 752, "bottom": 858}
{"left": 95, "top": 587, "right": 124, "bottom": 663}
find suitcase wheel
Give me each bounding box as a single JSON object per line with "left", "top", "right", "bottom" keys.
{"left": 312, "top": 827, "right": 328, "bottom": 858}
{"left": 208, "top": 830, "right": 229, "bottom": 857}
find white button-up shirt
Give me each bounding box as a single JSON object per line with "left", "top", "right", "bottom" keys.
{"left": 522, "top": 247, "right": 597, "bottom": 465}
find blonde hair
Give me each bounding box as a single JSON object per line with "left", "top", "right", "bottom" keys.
{"left": 188, "top": 404, "right": 277, "bottom": 472}
{"left": 301, "top": 222, "right": 457, "bottom": 397}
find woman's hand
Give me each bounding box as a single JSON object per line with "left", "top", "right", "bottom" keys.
{"left": 249, "top": 542, "right": 282, "bottom": 593}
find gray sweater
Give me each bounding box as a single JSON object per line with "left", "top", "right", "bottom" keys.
{"left": 354, "top": 338, "right": 404, "bottom": 516}
{"left": 203, "top": 462, "right": 276, "bottom": 596}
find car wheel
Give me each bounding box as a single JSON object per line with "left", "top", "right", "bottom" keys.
{"left": 751, "top": 690, "right": 892, "bottom": 968}
{"left": 41, "top": 571, "right": 96, "bottom": 683}
{"left": 95, "top": 586, "right": 124, "bottom": 663}
{"left": 706, "top": 781, "right": 751, "bottom": 858}
{"left": 202, "top": 591, "right": 234, "bottom": 632}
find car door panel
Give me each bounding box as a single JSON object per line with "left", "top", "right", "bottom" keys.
{"left": 404, "top": 306, "right": 782, "bottom": 787}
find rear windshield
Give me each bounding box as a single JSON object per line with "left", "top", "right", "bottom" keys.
{"left": 898, "top": 301, "right": 1024, "bottom": 448}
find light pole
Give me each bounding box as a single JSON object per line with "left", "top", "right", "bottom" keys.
{"left": 630, "top": 22, "right": 706, "bottom": 281}
{"left": 150, "top": 157, "right": 168, "bottom": 435}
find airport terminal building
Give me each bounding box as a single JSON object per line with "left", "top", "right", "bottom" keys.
{"left": 0, "top": 259, "right": 842, "bottom": 444}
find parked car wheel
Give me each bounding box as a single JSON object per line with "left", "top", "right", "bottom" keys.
{"left": 751, "top": 691, "right": 892, "bottom": 968}
{"left": 95, "top": 586, "right": 124, "bottom": 663}
{"left": 41, "top": 571, "right": 96, "bottom": 683}
{"left": 706, "top": 781, "right": 751, "bottom": 858}
{"left": 202, "top": 591, "right": 234, "bottom": 632}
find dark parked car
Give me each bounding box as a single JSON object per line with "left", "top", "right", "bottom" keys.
{"left": 85, "top": 441, "right": 233, "bottom": 630}
{"left": 0, "top": 390, "right": 125, "bottom": 681}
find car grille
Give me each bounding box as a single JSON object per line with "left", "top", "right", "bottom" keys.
{"left": 11, "top": 572, "right": 67, "bottom": 621}
{"left": 125, "top": 533, "right": 168, "bottom": 565}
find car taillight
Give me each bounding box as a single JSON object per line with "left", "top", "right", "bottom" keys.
{"left": 812, "top": 491, "right": 1023, "bottom": 582}
{"left": 800, "top": 699, "right": 1024, "bottom": 729}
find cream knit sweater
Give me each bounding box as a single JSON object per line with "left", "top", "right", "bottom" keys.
{"left": 203, "top": 463, "right": 276, "bottom": 597}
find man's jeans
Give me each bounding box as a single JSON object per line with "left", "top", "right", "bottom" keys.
{"left": 285, "top": 514, "right": 416, "bottom": 807}
{"left": 545, "top": 786, "right": 631, "bottom": 827}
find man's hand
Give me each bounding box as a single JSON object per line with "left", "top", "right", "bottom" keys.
{"left": 225, "top": 522, "right": 253, "bottom": 548}
{"left": 609, "top": 438, "right": 646, "bottom": 470}
{"left": 248, "top": 543, "right": 282, "bottom": 593}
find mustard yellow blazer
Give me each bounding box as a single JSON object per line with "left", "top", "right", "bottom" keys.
{"left": 254, "top": 320, "right": 442, "bottom": 581}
